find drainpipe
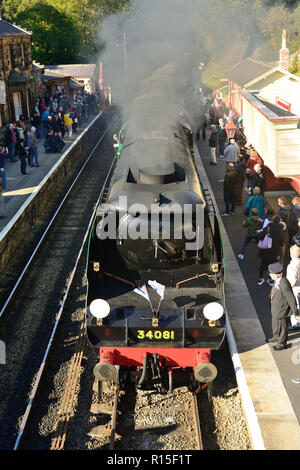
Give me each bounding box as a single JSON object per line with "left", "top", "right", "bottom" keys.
{"left": 1, "top": 38, "right": 12, "bottom": 122}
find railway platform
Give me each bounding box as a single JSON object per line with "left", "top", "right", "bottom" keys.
{"left": 195, "top": 137, "right": 300, "bottom": 450}
{"left": 1, "top": 108, "right": 300, "bottom": 449}
{"left": 0, "top": 116, "right": 98, "bottom": 234}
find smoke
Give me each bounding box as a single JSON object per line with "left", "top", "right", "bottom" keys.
{"left": 97, "top": 0, "right": 198, "bottom": 119}
{"left": 97, "top": 0, "right": 262, "bottom": 123}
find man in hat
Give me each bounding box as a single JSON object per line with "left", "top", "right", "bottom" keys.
{"left": 267, "top": 262, "right": 298, "bottom": 351}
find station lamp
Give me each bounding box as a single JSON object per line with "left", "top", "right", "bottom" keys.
{"left": 225, "top": 118, "right": 237, "bottom": 139}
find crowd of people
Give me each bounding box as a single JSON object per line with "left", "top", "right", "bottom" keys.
{"left": 196, "top": 90, "right": 300, "bottom": 381}
{"left": 0, "top": 90, "right": 100, "bottom": 217}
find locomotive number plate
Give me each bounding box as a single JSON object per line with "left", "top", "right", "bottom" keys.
{"left": 136, "top": 329, "right": 175, "bottom": 341}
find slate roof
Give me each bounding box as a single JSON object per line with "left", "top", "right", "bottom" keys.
{"left": 45, "top": 64, "right": 97, "bottom": 78}
{"left": 257, "top": 96, "right": 295, "bottom": 118}
{"left": 43, "top": 69, "right": 71, "bottom": 82}
{"left": 226, "top": 58, "right": 273, "bottom": 87}
{"left": 42, "top": 69, "right": 83, "bottom": 89}
{"left": 242, "top": 90, "right": 300, "bottom": 120}
{"left": 0, "top": 19, "right": 31, "bottom": 36}
{"left": 69, "top": 79, "right": 84, "bottom": 90}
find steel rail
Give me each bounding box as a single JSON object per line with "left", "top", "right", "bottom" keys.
{"left": 0, "top": 122, "right": 113, "bottom": 321}
{"left": 192, "top": 393, "right": 203, "bottom": 450}
{"left": 109, "top": 386, "right": 121, "bottom": 451}
{"left": 13, "top": 130, "right": 117, "bottom": 450}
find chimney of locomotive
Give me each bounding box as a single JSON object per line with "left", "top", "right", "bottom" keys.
{"left": 279, "top": 29, "right": 290, "bottom": 71}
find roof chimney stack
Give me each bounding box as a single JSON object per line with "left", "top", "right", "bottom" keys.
{"left": 279, "top": 29, "right": 289, "bottom": 71}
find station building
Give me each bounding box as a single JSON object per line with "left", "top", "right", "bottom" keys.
{"left": 42, "top": 68, "right": 84, "bottom": 103}
{"left": 225, "top": 30, "right": 300, "bottom": 193}
{"left": 0, "top": 17, "right": 97, "bottom": 137}
{"left": 44, "top": 64, "right": 98, "bottom": 94}
{"left": 0, "top": 18, "right": 34, "bottom": 126}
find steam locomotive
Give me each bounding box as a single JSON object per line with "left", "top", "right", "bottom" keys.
{"left": 85, "top": 64, "right": 226, "bottom": 398}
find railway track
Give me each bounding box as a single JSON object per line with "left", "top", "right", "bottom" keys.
{"left": 0, "top": 113, "right": 118, "bottom": 450}
{"left": 0, "top": 110, "right": 251, "bottom": 452}
{"left": 86, "top": 381, "right": 203, "bottom": 451}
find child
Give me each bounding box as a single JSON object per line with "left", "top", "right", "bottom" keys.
{"left": 238, "top": 208, "right": 262, "bottom": 259}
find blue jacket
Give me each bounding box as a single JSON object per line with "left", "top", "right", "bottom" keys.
{"left": 245, "top": 194, "right": 265, "bottom": 219}
{"left": 42, "top": 110, "right": 50, "bottom": 122}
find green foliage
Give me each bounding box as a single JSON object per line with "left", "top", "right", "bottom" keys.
{"left": 1, "top": 0, "right": 133, "bottom": 63}
{"left": 262, "top": 0, "right": 300, "bottom": 6}
{"left": 184, "top": 0, "right": 265, "bottom": 88}
{"left": 289, "top": 54, "right": 299, "bottom": 74}
{"left": 9, "top": 1, "right": 81, "bottom": 63}
{"left": 186, "top": 0, "right": 300, "bottom": 82}
{"left": 259, "top": 5, "right": 293, "bottom": 49}
{"left": 2, "top": 0, "right": 300, "bottom": 74}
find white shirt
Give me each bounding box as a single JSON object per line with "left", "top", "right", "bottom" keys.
{"left": 273, "top": 277, "right": 281, "bottom": 290}
{"left": 286, "top": 258, "right": 300, "bottom": 307}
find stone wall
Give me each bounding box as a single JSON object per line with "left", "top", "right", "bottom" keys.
{"left": 0, "top": 112, "right": 107, "bottom": 271}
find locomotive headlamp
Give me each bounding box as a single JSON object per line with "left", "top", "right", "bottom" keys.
{"left": 203, "top": 302, "right": 224, "bottom": 321}
{"left": 89, "top": 299, "right": 110, "bottom": 319}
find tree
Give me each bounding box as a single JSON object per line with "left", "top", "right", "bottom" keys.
{"left": 261, "top": 0, "right": 300, "bottom": 7}
{"left": 49, "top": 0, "right": 134, "bottom": 59}
{"left": 259, "top": 4, "right": 293, "bottom": 50}
{"left": 184, "top": 0, "right": 265, "bottom": 88}
{"left": 10, "top": 1, "right": 82, "bottom": 64}
{"left": 2, "top": 0, "right": 134, "bottom": 62}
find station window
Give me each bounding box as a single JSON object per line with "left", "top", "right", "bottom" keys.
{"left": 12, "top": 92, "right": 23, "bottom": 121}
{"left": 8, "top": 45, "right": 16, "bottom": 68}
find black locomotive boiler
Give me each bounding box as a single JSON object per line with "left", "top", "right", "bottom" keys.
{"left": 85, "top": 64, "right": 226, "bottom": 396}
